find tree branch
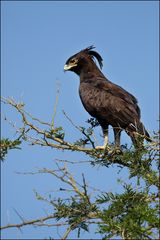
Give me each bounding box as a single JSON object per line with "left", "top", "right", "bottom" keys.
{"left": 1, "top": 214, "right": 56, "bottom": 230}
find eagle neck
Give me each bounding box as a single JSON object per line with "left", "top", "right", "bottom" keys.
{"left": 79, "top": 65, "right": 104, "bottom": 83}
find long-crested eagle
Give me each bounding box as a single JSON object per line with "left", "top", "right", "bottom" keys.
{"left": 64, "top": 46, "right": 151, "bottom": 149}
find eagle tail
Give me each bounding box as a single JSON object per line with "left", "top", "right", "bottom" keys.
{"left": 128, "top": 121, "right": 152, "bottom": 142}
{"left": 137, "top": 122, "right": 152, "bottom": 142}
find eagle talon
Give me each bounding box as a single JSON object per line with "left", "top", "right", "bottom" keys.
{"left": 108, "top": 147, "right": 123, "bottom": 156}
{"left": 114, "top": 147, "right": 123, "bottom": 154}
{"left": 114, "top": 150, "right": 122, "bottom": 155}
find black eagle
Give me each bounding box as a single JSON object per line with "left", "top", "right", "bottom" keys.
{"left": 64, "top": 46, "right": 151, "bottom": 149}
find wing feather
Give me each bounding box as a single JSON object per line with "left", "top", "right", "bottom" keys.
{"left": 79, "top": 79, "right": 140, "bottom": 129}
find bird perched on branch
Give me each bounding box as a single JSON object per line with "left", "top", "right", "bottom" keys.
{"left": 64, "top": 46, "right": 151, "bottom": 149}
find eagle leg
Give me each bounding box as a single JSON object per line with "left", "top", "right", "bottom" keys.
{"left": 113, "top": 127, "right": 122, "bottom": 148}
{"left": 96, "top": 127, "right": 109, "bottom": 150}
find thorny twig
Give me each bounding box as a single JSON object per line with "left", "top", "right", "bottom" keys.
{"left": 1, "top": 214, "right": 56, "bottom": 230}
{"left": 51, "top": 81, "right": 61, "bottom": 128}
{"left": 63, "top": 110, "right": 96, "bottom": 148}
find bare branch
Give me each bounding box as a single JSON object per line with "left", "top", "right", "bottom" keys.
{"left": 1, "top": 214, "right": 56, "bottom": 230}
{"left": 51, "top": 81, "right": 61, "bottom": 128}
{"left": 63, "top": 110, "right": 96, "bottom": 148}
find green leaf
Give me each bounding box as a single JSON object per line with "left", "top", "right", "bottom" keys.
{"left": 0, "top": 138, "right": 22, "bottom": 161}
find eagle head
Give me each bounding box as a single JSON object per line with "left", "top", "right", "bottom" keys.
{"left": 64, "top": 45, "right": 103, "bottom": 75}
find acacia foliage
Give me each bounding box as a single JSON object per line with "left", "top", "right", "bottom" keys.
{"left": 1, "top": 98, "right": 159, "bottom": 239}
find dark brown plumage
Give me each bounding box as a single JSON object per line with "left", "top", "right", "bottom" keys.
{"left": 64, "top": 46, "right": 151, "bottom": 149}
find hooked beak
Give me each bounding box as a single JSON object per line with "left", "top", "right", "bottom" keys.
{"left": 64, "top": 62, "right": 77, "bottom": 72}
{"left": 64, "top": 64, "right": 70, "bottom": 71}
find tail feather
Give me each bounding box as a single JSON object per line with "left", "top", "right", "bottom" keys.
{"left": 138, "top": 122, "right": 152, "bottom": 142}
{"left": 127, "top": 121, "right": 152, "bottom": 143}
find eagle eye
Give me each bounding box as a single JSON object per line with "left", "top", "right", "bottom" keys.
{"left": 70, "top": 59, "right": 76, "bottom": 64}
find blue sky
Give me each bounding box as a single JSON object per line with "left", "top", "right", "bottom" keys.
{"left": 1, "top": 1, "right": 159, "bottom": 239}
